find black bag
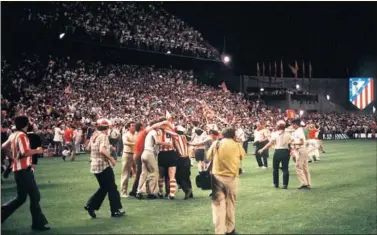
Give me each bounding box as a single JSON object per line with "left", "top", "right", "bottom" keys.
{"left": 195, "top": 140, "right": 220, "bottom": 190}
{"left": 195, "top": 171, "right": 212, "bottom": 190}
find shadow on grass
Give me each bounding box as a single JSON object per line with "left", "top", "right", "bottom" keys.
{"left": 2, "top": 216, "right": 133, "bottom": 235}
{"left": 1, "top": 183, "right": 60, "bottom": 194}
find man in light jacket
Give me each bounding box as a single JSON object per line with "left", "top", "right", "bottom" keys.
{"left": 206, "top": 128, "right": 246, "bottom": 235}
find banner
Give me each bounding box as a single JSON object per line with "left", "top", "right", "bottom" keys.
{"left": 286, "top": 109, "right": 296, "bottom": 119}
{"left": 349, "top": 78, "right": 374, "bottom": 110}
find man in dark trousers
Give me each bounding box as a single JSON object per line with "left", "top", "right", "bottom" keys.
{"left": 85, "top": 118, "right": 125, "bottom": 218}
{"left": 253, "top": 122, "right": 269, "bottom": 168}
{"left": 1, "top": 115, "right": 50, "bottom": 231}
{"left": 258, "top": 120, "right": 292, "bottom": 189}
{"left": 27, "top": 125, "right": 42, "bottom": 171}
{"left": 174, "top": 126, "right": 193, "bottom": 200}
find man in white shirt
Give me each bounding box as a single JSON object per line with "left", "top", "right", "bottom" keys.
{"left": 236, "top": 125, "right": 247, "bottom": 173}
{"left": 109, "top": 125, "right": 121, "bottom": 161}
{"left": 190, "top": 128, "right": 207, "bottom": 172}
{"left": 53, "top": 124, "right": 64, "bottom": 158}
{"left": 74, "top": 126, "right": 83, "bottom": 154}
{"left": 253, "top": 123, "right": 269, "bottom": 168}
{"left": 137, "top": 120, "right": 173, "bottom": 199}
{"left": 291, "top": 119, "right": 312, "bottom": 189}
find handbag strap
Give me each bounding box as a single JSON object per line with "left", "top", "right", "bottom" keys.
{"left": 207, "top": 140, "right": 221, "bottom": 172}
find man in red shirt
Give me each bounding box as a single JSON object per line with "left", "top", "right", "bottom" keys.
{"left": 128, "top": 119, "right": 170, "bottom": 198}
{"left": 1, "top": 116, "right": 50, "bottom": 231}
{"left": 64, "top": 124, "right": 75, "bottom": 161}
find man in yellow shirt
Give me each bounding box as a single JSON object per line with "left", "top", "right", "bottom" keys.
{"left": 206, "top": 128, "right": 246, "bottom": 235}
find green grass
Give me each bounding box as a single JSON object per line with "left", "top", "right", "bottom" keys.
{"left": 2, "top": 140, "right": 376, "bottom": 234}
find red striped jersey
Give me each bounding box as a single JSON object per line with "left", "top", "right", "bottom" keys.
{"left": 158, "top": 129, "right": 175, "bottom": 152}
{"left": 174, "top": 135, "right": 189, "bottom": 157}
{"left": 10, "top": 131, "right": 32, "bottom": 171}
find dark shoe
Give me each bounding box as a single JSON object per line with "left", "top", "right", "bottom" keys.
{"left": 136, "top": 193, "right": 146, "bottom": 200}
{"left": 62, "top": 156, "right": 66, "bottom": 161}
{"left": 209, "top": 192, "right": 212, "bottom": 197}
{"left": 184, "top": 189, "right": 193, "bottom": 200}
{"left": 147, "top": 194, "right": 158, "bottom": 200}
{"left": 31, "top": 225, "right": 51, "bottom": 231}
{"left": 298, "top": 185, "right": 308, "bottom": 189}
{"left": 84, "top": 205, "right": 96, "bottom": 219}
{"left": 273, "top": 185, "right": 279, "bottom": 189}
{"left": 157, "top": 192, "right": 164, "bottom": 199}
{"left": 308, "top": 160, "right": 312, "bottom": 163}
{"left": 111, "top": 210, "right": 126, "bottom": 217}
{"left": 189, "top": 192, "right": 193, "bottom": 198}
{"left": 225, "top": 229, "right": 238, "bottom": 235}
{"left": 164, "top": 192, "right": 169, "bottom": 198}
{"left": 3, "top": 168, "right": 11, "bottom": 179}
{"left": 128, "top": 192, "right": 137, "bottom": 197}
{"left": 282, "top": 185, "right": 288, "bottom": 189}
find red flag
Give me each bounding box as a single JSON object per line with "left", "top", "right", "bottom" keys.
{"left": 288, "top": 62, "right": 299, "bottom": 79}
{"left": 280, "top": 60, "right": 283, "bottom": 78}
{"left": 219, "top": 82, "right": 229, "bottom": 92}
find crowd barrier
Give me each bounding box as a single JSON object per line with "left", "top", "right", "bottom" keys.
{"left": 323, "top": 134, "right": 349, "bottom": 140}
{"left": 352, "top": 133, "right": 377, "bottom": 139}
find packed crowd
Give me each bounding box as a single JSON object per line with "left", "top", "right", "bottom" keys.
{"left": 16, "top": 2, "right": 220, "bottom": 60}
{"left": 1, "top": 54, "right": 376, "bottom": 147}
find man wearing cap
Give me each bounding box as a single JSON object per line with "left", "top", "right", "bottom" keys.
{"left": 290, "top": 118, "right": 312, "bottom": 189}
{"left": 258, "top": 120, "right": 291, "bottom": 189}
{"left": 85, "top": 118, "right": 125, "bottom": 218}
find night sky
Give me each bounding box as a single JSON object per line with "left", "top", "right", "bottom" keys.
{"left": 163, "top": 2, "right": 377, "bottom": 78}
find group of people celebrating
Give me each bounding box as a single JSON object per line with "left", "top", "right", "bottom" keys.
{"left": 2, "top": 110, "right": 325, "bottom": 234}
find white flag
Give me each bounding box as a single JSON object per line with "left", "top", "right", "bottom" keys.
{"left": 373, "top": 106, "right": 376, "bottom": 113}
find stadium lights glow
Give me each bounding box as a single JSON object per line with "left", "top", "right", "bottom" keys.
{"left": 299, "top": 110, "right": 304, "bottom": 116}
{"left": 260, "top": 88, "right": 264, "bottom": 92}
{"left": 296, "top": 84, "right": 300, "bottom": 89}
{"left": 222, "top": 55, "right": 231, "bottom": 64}
{"left": 167, "top": 50, "right": 171, "bottom": 54}
{"left": 326, "top": 95, "right": 330, "bottom": 100}
{"left": 59, "top": 33, "right": 65, "bottom": 39}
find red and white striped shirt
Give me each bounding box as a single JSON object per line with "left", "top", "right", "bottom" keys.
{"left": 174, "top": 135, "right": 189, "bottom": 157}
{"left": 158, "top": 129, "right": 176, "bottom": 152}
{"left": 10, "top": 131, "right": 32, "bottom": 171}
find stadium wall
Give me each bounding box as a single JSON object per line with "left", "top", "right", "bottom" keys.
{"left": 242, "top": 76, "right": 377, "bottom": 111}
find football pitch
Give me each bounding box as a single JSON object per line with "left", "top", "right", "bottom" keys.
{"left": 1, "top": 140, "right": 376, "bottom": 234}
